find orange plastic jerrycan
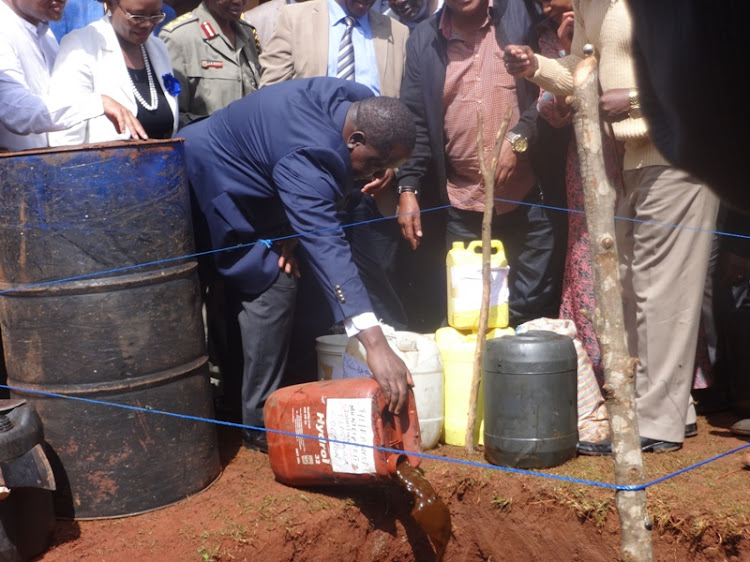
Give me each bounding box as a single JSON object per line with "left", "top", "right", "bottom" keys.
{"left": 264, "top": 378, "right": 422, "bottom": 486}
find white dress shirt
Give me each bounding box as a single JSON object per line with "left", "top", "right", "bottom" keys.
{"left": 0, "top": 0, "right": 103, "bottom": 151}
{"left": 326, "top": 0, "right": 380, "bottom": 96}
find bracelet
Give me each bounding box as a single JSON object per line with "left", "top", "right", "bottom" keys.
{"left": 397, "top": 186, "right": 419, "bottom": 196}
{"left": 628, "top": 88, "right": 642, "bottom": 119}
{"left": 628, "top": 88, "right": 639, "bottom": 109}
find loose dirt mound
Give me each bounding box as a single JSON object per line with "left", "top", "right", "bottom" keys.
{"left": 39, "top": 414, "right": 749, "bottom": 561}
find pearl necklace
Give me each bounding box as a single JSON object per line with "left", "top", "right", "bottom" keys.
{"left": 129, "top": 44, "right": 158, "bottom": 111}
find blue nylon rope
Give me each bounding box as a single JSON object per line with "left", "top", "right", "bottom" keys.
{"left": 0, "top": 195, "right": 747, "bottom": 296}
{"left": 1, "top": 193, "right": 748, "bottom": 492}
{"left": 2, "top": 383, "right": 747, "bottom": 493}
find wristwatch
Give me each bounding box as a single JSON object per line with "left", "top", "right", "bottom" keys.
{"left": 628, "top": 88, "right": 642, "bottom": 119}
{"left": 505, "top": 131, "right": 529, "bottom": 154}
{"left": 397, "top": 185, "right": 419, "bottom": 196}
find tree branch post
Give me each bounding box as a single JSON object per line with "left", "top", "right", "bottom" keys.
{"left": 465, "top": 106, "right": 513, "bottom": 454}
{"left": 570, "top": 49, "right": 653, "bottom": 561}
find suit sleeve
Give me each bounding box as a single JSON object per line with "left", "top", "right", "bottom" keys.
{"left": 272, "top": 148, "right": 373, "bottom": 321}
{"left": 258, "top": 6, "right": 296, "bottom": 87}
{"left": 395, "top": 32, "right": 433, "bottom": 190}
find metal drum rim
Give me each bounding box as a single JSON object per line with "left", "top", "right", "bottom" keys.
{"left": 0, "top": 138, "right": 184, "bottom": 160}
{"left": 0, "top": 261, "right": 197, "bottom": 296}
{"left": 7, "top": 356, "right": 208, "bottom": 397}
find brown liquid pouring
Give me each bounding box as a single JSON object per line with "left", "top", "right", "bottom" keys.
{"left": 394, "top": 458, "right": 452, "bottom": 561}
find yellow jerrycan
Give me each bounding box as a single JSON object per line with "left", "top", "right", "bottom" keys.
{"left": 446, "top": 240, "right": 509, "bottom": 331}
{"left": 435, "top": 326, "right": 515, "bottom": 446}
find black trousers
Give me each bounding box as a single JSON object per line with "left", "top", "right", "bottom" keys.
{"left": 229, "top": 270, "right": 297, "bottom": 428}
{"left": 445, "top": 189, "right": 560, "bottom": 327}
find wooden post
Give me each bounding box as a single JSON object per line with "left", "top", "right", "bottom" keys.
{"left": 570, "top": 50, "right": 653, "bottom": 561}
{"left": 465, "top": 106, "right": 513, "bottom": 454}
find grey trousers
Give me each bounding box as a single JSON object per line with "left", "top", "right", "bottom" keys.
{"left": 617, "top": 166, "right": 719, "bottom": 443}
{"left": 234, "top": 270, "right": 298, "bottom": 429}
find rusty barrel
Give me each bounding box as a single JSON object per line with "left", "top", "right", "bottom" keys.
{"left": 0, "top": 140, "right": 221, "bottom": 519}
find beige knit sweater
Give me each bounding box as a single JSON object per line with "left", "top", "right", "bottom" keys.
{"left": 530, "top": 0, "right": 667, "bottom": 170}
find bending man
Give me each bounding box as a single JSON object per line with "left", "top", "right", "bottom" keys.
{"left": 181, "top": 77, "right": 416, "bottom": 452}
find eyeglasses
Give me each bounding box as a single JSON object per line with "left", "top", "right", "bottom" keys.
{"left": 112, "top": 0, "right": 166, "bottom": 24}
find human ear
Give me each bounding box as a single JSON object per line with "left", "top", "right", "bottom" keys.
{"left": 347, "top": 131, "right": 366, "bottom": 149}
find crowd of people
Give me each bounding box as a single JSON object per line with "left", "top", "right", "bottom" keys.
{"left": 1, "top": 0, "right": 748, "bottom": 456}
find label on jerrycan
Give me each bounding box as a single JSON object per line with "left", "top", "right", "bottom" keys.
{"left": 290, "top": 398, "right": 376, "bottom": 474}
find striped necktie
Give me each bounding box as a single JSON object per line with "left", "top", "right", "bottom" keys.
{"left": 336, "top": 16, "right": 356, "bottom": 81}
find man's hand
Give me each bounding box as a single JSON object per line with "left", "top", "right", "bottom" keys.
{"left": 361, "top": 168, "right": 396, "bottom": 197}
{"left": 494, "top": 140, "right": 518, "bottom": 187}
{"left": 276, "top": 239, "right": 300, "bottom": 278}
{"left": 397, "top": 191, "right": 422, "bottom": 250}
{"left": 503, "top": 45, "right": 538, "bottom": 78}
{"left": 101, "top": 95, "right": 148, "bottom": 140}
{"left": 558, "top": 12, "right": 575, "bottom": 54}
{"left": 357, "top": 325, "right": 414, "bottom": 414}
{"left": 599, "top": 89, "right": 631, "bottom": 123}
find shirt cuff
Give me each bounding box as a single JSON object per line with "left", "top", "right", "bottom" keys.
{"left": 343, "top": 312, "right": 380, "bottom": 337}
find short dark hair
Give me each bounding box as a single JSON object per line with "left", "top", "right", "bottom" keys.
{"left": 352, "top": 97, "right": 416, "bottom": 155}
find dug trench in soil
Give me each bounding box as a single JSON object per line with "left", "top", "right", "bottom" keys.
{"left": 39, "top": 414, "right": 749, "bottom": 562}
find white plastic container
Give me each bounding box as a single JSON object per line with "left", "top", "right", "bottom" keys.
{"left": 403, "top": 333, "right": 444, "bottom": 450}
{"left": 342, "top": 331, "right": 444, "bottom": 450}
{"left": 315, "top": 334, "right": 350, "bottom": 380}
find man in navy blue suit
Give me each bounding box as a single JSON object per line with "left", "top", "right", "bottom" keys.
{"left": 182, "top": 77, "right": 416, "bottom": 452}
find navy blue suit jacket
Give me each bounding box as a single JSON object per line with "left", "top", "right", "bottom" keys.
{"left": 182, "top": 77, "right": 375, "bottom": 321}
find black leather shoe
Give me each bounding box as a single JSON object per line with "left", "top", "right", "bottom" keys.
{"left": 242, "top": 429, "right": 268, "bottom": 454}
{"left": 578, "top": 436, "right": 683, "bottom": 456}
{"left": 577, "top": 440, "right": 613, "bottom": 456}
{"left": 684, "top": 423, "right": 698, "bottom": 438}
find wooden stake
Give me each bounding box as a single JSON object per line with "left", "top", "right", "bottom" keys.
{"left": 465, "top": 106, "right": 513, "bottom": 454}
{"left": 570, "top": 50, "right": 653, "bottom": 561}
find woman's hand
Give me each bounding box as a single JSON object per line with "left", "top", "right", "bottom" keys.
{"left": 101, "top": 95, "right": 148, "bottom": 139}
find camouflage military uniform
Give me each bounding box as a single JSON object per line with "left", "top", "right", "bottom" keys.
{"left": 159, "top": 1, "right": 261, "bottom": 128}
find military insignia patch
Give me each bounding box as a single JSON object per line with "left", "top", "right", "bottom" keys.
{"left": 200, "top": 21, "right": 217, "bottom": 39}
{"left": 201, "top": 60, "right": 224, "bottom": 69}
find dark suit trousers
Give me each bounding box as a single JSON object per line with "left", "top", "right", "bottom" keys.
{"left": 445, "top": 189, "right": 559, "bottom": 327}
{"left": 230, "top": 270, "right": 297, "bottom": 428}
